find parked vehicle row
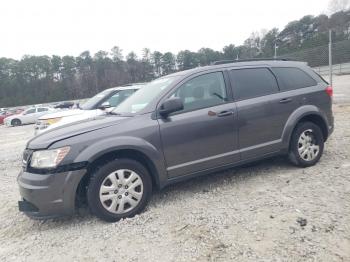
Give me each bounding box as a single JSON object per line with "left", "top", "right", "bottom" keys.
{"left": 34, "top": 84, "right": 144, "bottom": 135}
{"left": 0, "top": 108, "right": 24, "bottom": 125}
{"left": 17, "top": 60, "right": 334, "bottom": 222}
{"left": 4, "top": 107, "right": 54, "bottom": 127}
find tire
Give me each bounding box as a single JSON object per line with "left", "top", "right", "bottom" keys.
{"left": 288, "top": 121, "right": 324, "bottom": 167}
{"left": 87, "top": 158, "right": 152, "bottom": 222}
{"left": 11, "top": 119, "right": 21, "bottom": 126}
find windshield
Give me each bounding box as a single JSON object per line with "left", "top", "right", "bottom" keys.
{"left": 80, "top": 89, "right": 113, "bottom": 110}
{"left": 112, "top": 76, "right": 178, "bottom": 114}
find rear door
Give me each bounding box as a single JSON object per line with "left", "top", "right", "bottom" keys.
{"left": 158, "top": 71, "right": 240, "bottom": 178}
{"left": 229, "top": 67, "right": 282, "bottom": 159}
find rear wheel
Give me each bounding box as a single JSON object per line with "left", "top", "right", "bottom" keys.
{"left": 11, "top": 119, "right": 21, "bottom": 126}
{"left": 87, "top": 159, "right": 152, "bottom": 222}
{"left": 288, "top": 122, "right": 324, "bottom": 167}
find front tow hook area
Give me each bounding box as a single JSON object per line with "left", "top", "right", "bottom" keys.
{"left": 18, "top": 200, "right": 39, "bottom": 212}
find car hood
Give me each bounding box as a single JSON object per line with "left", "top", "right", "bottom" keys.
{"left": 50, "top": 110, "right": 103, "bottom": 126}
{"left": 28, "top": 115, "right": 129, "bottom": 149}
{"left": 39, "top": 109, "right": 87, "bottom": 119}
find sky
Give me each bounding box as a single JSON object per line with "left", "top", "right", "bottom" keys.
{"left": 0, "top": 0, "right": 331, "bottom": 59}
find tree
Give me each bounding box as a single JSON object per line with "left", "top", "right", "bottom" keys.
{"left": 176, "top": 50, "right": 199, "bottom": 71}
{"left": 222, "top": 44, "right": 237, "bottom": 60}
{"left": 161, "top": 52, "right": 176, "bottom": 75}
{"left": 260, "top": 28, "right": 279, "bottom": 57}
{"left": 197, "top": 48, "right": 221, "bottom": 66}
{"left": 142, "top": 48, "right": 151, "bottom": 62}
{"left": 151, "top": 51, "right": 163, "bottom": 76}
{"left": 110, "top": 46, "right": 123, "bottom": 62}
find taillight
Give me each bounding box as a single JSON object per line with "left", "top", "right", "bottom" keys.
{"left": 325, "top": 86, "right": 333, "bottom": 97}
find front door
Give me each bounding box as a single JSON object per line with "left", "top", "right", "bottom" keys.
{"left": 21, "top": 108, "right": 37, "bottom": 124}
{"left": 158, "top": 71, "right": 239, "bottom": 178}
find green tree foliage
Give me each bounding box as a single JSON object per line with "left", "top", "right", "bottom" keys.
{"left": 177, "top": 50, "right": 199, "bottom": 71}
{"left": 1, "top": 8, "right": 349, "bottom": 107}
{"left": 222, "top": 44, "right": 238, "bottom": 60}
{"left": 151, "top": 51, "right": 163, "bottom": 76}
{"left": 161, "top": 52, "right": 176, "bottom": 75}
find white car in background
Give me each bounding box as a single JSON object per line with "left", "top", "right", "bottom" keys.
{"left": 4, "top": 107, "right": 54, "bottom": 127}
{"left": 34, "top": 84, "right": 144, "bottom": 135}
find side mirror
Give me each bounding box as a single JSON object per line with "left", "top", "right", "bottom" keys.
{"left": 98, "top": 102, "right": 111, "bottom": 110}
{"left": 159, "top": 97, "right": 184, "bottom": 117}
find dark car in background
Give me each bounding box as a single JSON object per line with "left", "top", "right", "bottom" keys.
{"left": 18, "top": 60, "right": 333, "bottom": 222}
{"left": 54, "top": 101, "right": 75, "bottom": 109}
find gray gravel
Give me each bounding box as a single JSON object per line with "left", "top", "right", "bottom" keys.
{"left": 0, "top": 105, "right": 349, "bottom": 262}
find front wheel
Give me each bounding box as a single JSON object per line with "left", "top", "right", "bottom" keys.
{"left": 11, "top": 119, "right": 21, "bottom": 126}
{"left": 288, "top": 122, "right": 324, "bottom": 167}
{"left": 87, "top": 159, "right": 152, "bottom": 222}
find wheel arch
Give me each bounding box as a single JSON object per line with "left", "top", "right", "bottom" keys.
{"left": 282, "top": 106, "right": 330, "bottom": 151}
{"left": 11, "top": 118, "right": 21, "bottom": 125}
{"left": 74, "top": 137, "right": 167, "bottom": 207}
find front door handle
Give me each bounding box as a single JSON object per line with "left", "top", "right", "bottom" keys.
{"left": 217, "top": 110, "right": 233, "bottom": 117}
{"left": 279, "top": 98, "right": 292, "bottom": 104}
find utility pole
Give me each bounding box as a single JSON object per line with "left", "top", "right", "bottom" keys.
{"left": 329, "top": 30, "right": 333, "bottom": 86}
{"left": 274, "top": 42, "right": 278, "bottom": 59}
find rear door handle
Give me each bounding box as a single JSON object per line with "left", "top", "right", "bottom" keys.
{"left": 217, "top": 110, "right": 234, "bottom": 117}
{"left": 279, "top": 98, "right": 292, "bottom": 104}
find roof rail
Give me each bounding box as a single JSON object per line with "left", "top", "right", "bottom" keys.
{"left": 211, "top": 58, "right": 290, "bottom": 65}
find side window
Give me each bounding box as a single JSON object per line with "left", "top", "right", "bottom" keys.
{"left": 172, "top": 72, "right": 228, "bottom": 113}
{"left": 25, "top": 108, "right": 36, "bottom": 114}
{"left": 37, "top": 108, "right": 48, "bottom": 112}
{"left": 229, "top": 68, "right": 278, "bottom": 100}
{"left": 106, "top": 89, "right": 135, "bottom": 107}
{"left": 272, "top": 67, "right": 317, "bottom": 91}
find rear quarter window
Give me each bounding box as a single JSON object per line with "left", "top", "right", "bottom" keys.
{"left": 272, "top": 67, "right": 317, "bottom": 91}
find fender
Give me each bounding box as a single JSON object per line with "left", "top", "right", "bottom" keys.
{"left": 281, "top": 105, "right": 329, "bottom": 150}
{"left": 73, "top": 136, "right": 167, "bottom": 188}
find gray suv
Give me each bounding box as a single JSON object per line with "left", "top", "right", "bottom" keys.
{"left": 18, "top": 60, "right": 334, "bottom": 222}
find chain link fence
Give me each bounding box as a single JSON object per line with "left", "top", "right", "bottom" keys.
{"left": 277, "top": 39, "right": 350, "bottom": 78}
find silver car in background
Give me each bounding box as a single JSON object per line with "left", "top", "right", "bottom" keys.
{"left": 4, "top": 106, "right": 54, "bottom": 127}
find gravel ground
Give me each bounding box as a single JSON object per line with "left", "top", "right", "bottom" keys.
{"left": 0, "top": 107, "right": 349, "bottom": 261}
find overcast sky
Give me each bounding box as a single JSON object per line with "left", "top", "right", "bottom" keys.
{"left": 0, "top": 0, "right": 331, "bottom": 59}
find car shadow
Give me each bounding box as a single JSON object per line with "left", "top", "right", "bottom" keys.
{"left": 151, "top": 155, "right": 291, "bottom": 201}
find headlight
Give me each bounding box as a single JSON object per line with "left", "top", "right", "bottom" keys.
{"left": 44, "top": 117, "right": 62, "bottom": 125}
{"left": 30, "top": 146, "right": 70, "bottom": 168}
